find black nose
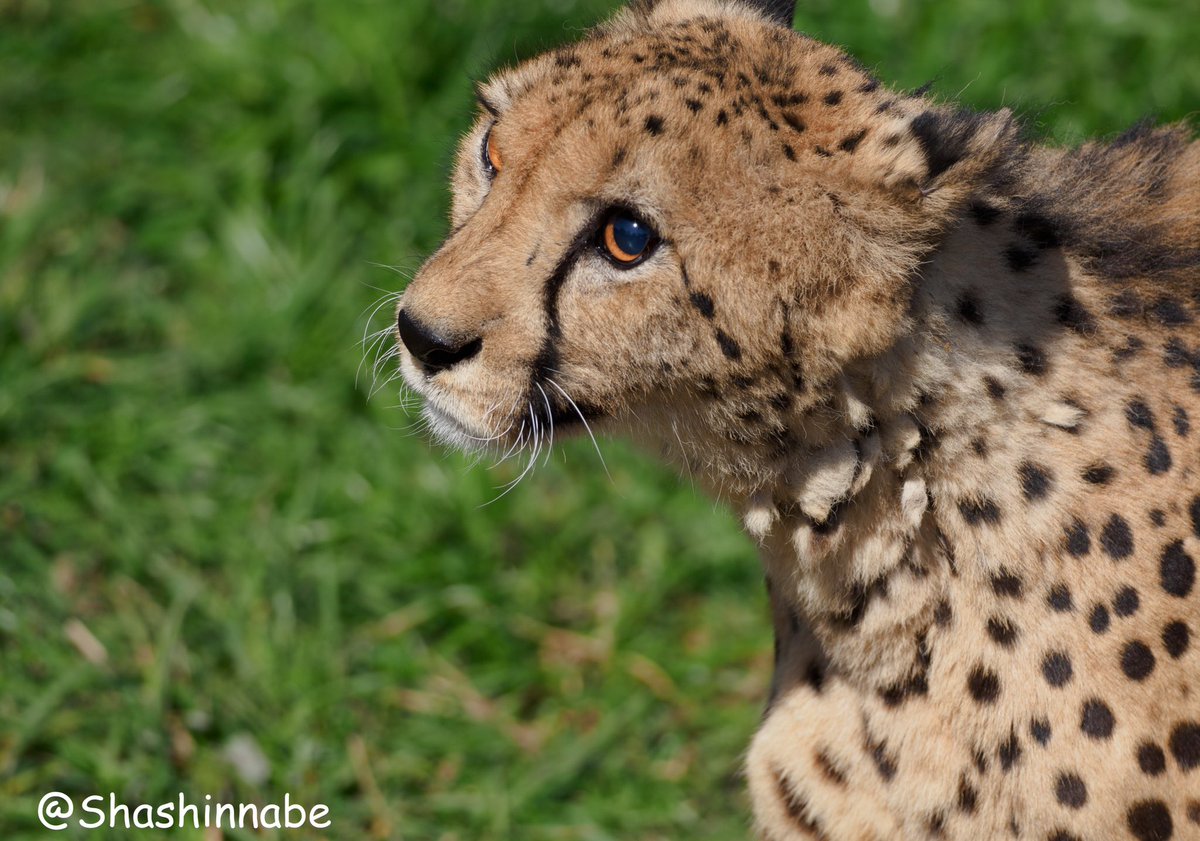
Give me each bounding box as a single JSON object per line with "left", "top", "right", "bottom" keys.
{"left": 397, "top": 309, "right": 482, "bottom": 375}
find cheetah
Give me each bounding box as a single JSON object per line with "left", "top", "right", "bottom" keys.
{"left": 394, "top": 0, "right": 1200, "bottom": 837}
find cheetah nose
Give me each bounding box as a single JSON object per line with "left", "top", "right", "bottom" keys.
{"left": 396, "top": 308, "right": 483, "bottom": 376}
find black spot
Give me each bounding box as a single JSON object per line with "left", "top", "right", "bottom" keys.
{"left": 805, "top": 661, "right": 825, "bottom": 691}
{"left": 715, "top": 330, "right": 741, "bottom": 360}
{"left": 1152, "top": 296, "right": 1192, "bottom": 326}
{"left": 991, "top": 570, "right": 1023, "bottom": 598}
{"left": 814, "top": 145, "right": 832, "bottom": 157}
{"left": 970, "top": 436, "right": 988, "bottom": 457}
{"left": 1126, "top": 399, "right": 1156, "bottom": 431}
{"left": 838, "top": 128, "right": 867, "bottom": 153}
{"left": 967, "top": 665, "right": 1000, "bottom": 704}
{"left": 1064, "top": 520, "right": 1091, "bottom": 557}
{"left": 1146, "top": 436, "right": 1172, "bottom": 474}
{"left": 1041, "top": 651, "right": 1072, "bottom": 687}
{"left": 879, "top": 670, "right": 928, "bottom": 708}
{"left": 1080, "top": 698, "right": 1115, "bottom": 740}
{"left": 958, "top": 777, "right": 977, "bottom": 814}
{"left": 1193, "top": 495, "right": 1200, "bottom": 537}
{"left": 1150, "top": 509, "right": 1166, "bottom": 526}
{"left": 997, "top": 729, "right": 1022, "bottom": 771}
{"left": 1161, "top": 540, "right": 1195, "bottom": 597}
{"left": 983, "top": 376, "right": 1006, "bottom": 400}
{"left": 969, "top": 201, "right": 1002, "bottom": 225}
{"left": 685, "top": 98, "right": 703, "bottom": 113}
{"left": 1054, "top": 772, "right": 1087, "bottom": 809}
{"left": 773, "top": 767, "right": 821, "bottom": 834}
{"left": 1138, "top": 742, "right": 1167, "bottom": 776}
{"left": 644, "top": 115, "right": 665, "bottom": 135}
{"left": 957, "top": 292, "right": 984, "bottom": 325}
{"left": 1114, "top": 586, "right": 1140, "bottom": 617}
{"left": 1018, "top": 461, "right": 1052, "bottom": 501}
{"left": 1121, "top": 640, "right": 1156, "bottom": 681}
{"left": 1054, "top": 295, "right": 1097, "bottom": 334}
{"left": 553, "top": 50, "right": 581, "bottom": 68}
{"left": 818, "top": 62, "right": 838, "bottom": 76}
{"left": 689, "top": 291, "right": 716, "bottom": 318}
{"left": 1165, "top": 337, "right": 1192, "bottom": 368}
{"left": 1005, "top": 244, "right": 1037, "bottom": 272}
{"left": 987, "top": 616, "right": 1019, "bottom": 647}
{"left": 1082, "top": 462, "right": 1115, "bottom": 485}
{"left": 1171, "top": 722, "right": 1200, "bottom": 770}
{"left": 933, "top": 599, "right": 952, "bottom": 627}
{"left": 960, "top": 497, "right": 1001, "bottom": 526}
{"left": 1047, "top": 584, "right": 1073, "bottom": 612}
{"left": 1110, "top": 289, "right": 1144, "bottom": 318}
{"left": 1127, "top": 800, "right": 1173, "bottom": 841}
{"left": 1115, "top": 334, "right": 1146, "bottom": 361}
{"left": 1163, "top": 621, "right": 1190, "bottom": 658}
{"left": 1089, "top": 603, "right": 1111, "bottom": 634}
{"left": 1100, "top": 514, "right": 1134, "bottom": 560}
{"left": 716, "top": 109, "right": 729, "bottom": 126}
{"left": 823, "top": 90, "right": 843, "bottom": 106}
{"left": 1048, "top": 831, "right": 1081, "bottom": 841}
{"left": 1015, "top": 211, "right": 1061, "bottom": 249}
{"left": 868, "top": 737, "right": 897, "bottom": 781}
{"left": 1173, "top": 406, "right": 1190, "bottom": 437}
{"left": 1016, "top": 344, "right": 1047, "bottom": 376}
{"left": 781, "top": 110, "right": 806, "bottom": 134}
{"left": 1031, "top": 718, "right": 1052, "bottom": 746}
{"left": 755, "top": 104, "right": 779, "bottom": 131}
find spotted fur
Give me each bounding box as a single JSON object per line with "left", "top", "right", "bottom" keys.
{"left": 396, "top": 1, "right": 1200, "bottom": 837}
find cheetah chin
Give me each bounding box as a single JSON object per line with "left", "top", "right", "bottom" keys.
{"left": 395, "top": 0, "right": 1200, "bottom": 837}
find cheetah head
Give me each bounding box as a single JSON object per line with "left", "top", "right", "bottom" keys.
{"left": 396, "top": 0, "right": 1016, "bottom": 490}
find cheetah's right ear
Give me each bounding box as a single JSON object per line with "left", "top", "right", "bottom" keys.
{"left": 630, "top": 0, "right": 796, "bottom": 28}
{"left": 880, "top": 105, "right": 1022, "bottom": 210}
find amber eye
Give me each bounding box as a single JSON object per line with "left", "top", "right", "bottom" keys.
{"left": 599, "top": 210, "right": 658, "bottom": 268}
{"left": 482, "top": 125, "right": 502, "bottom": 177}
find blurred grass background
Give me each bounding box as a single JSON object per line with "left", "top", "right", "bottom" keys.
{"left": 0, "top": 0, "right": 1195, "bottom": 838}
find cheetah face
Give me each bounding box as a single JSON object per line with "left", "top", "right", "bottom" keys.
{"left": 396, "top": 0, "right": 1009, "bottom": 475}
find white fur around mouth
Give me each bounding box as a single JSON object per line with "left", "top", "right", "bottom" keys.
{"left": 421, "top": 401, "right": 494, "bottom": 450}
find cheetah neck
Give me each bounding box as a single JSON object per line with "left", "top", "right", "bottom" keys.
{"left": 729, "top": 214, "right": 1126, "bottom": 701}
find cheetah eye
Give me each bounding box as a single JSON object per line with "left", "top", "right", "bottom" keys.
{"left": 598, "top": 209, "right": 659, "bottom": 268}
{"left": 481, "top": 124, "right": 502, "bottom": 178}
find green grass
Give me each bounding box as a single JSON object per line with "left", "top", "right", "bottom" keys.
{"left": 0, "top": 1, "right": 1195, "bottom": 839}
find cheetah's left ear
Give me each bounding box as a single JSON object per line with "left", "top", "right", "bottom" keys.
{"left": 741, "top": 0, "right": 797, "bottom": 27}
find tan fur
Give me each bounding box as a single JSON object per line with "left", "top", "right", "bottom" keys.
{"left": 397, "top": 1, "right": 1200, "bottom": 837}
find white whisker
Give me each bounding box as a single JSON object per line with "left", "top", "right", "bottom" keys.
{"left": 535, "top": 382, "right": 556, "bottom": 467}
{"left": 546, "top": 377, "right": 611, "bottom": 481}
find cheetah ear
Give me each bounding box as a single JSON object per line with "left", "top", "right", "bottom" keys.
{"left": 630, "top": 0, "right": 795, "bottom": 27}
{"left": 741, "top": 0, "right": 797, "bottom": 27}
{"left": 880, "top": 106, "right": 1021, "bottom": 205}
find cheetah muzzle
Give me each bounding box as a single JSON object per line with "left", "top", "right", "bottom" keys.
{"left": 394, "top": 0, "right": 1200, "bottom": 837}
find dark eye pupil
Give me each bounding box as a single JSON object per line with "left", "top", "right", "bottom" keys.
{"left": 612, "top": 214, "right": 650, "bottom": 256}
